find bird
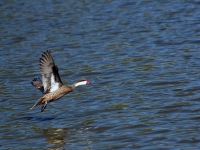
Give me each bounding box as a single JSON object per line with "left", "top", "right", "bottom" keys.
{"left": 30, "top": 50, "right": 91, "bottom": 112}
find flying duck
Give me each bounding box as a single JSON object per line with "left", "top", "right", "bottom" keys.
{"left": 31, "top": 50, "right": 91, "bottom": 112}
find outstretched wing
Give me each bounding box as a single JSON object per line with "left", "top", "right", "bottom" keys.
{"left": 40, "top": 50, "right": 63, "bottom": 93}
{"left": 31, "top": 77, "right": 44, "bottom": 93}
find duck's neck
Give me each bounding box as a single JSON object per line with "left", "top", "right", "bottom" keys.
{"left": 70, "top": 80, "right": 87, "bottom": 89}
{"left": 75, "top": 81, "right": 87, "bottom": 87}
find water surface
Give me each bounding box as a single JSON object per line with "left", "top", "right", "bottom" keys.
{"left": 1, "top": 0, "right": 200, "bottom": 149}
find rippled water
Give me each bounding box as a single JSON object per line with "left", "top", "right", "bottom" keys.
{"left": 1, "top": 0, "right": 200, "bottom": 149}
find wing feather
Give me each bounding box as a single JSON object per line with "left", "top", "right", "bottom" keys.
{"left": 31, "top": 77, "right": 44, "bottom": 93}
{"left": 39, "top": 50, "right": 63, "bottom": 93}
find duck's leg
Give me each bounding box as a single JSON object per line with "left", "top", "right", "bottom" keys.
{"left": 41, "top": 101, "right": 47, "bottom": 112}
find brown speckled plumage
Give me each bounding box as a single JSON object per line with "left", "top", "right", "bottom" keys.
{"left": 31, "top": 85, "right": 74, "bottom": 108}
{"left": 31, "top": 50, "right": 90, "bottom": 112}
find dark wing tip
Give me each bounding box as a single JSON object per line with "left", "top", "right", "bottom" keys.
{"left": 44, "top": 50, "right": 51, "bottom": 57}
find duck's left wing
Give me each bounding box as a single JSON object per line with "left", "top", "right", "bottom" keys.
{"left": 31, "top": 77, "right": 44, "bottom": 93}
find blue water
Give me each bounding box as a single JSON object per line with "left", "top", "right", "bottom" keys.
{"left": 1, "top": 0, "right": 200, "bottom": 149}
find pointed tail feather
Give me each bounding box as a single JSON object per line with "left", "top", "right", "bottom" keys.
{"left": 30, "top": 103, "right": 37, "bottom": 110}
{"left": 30, "top": 97, "right": 45, "bottom": 110}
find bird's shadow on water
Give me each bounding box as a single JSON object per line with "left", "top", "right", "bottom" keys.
{"left": 22, "top": 113, "right": 96, "bottom": 149}
{"left": 20, "top": 107, "right": 126, "bottom": 148}
{"left": 22, "top": 116, "right": 71, "bottom": 149}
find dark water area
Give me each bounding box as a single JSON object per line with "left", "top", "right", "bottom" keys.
{"left": 1, "top": 0, "right": 200, "bottom": 149}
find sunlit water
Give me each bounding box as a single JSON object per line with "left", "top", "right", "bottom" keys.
{"left": 1, "top": 0, "right": 200, "bottom": 149}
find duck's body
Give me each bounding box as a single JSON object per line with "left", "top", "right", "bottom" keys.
{"left": 31, "top": 50, "right": 90, "bottom": 112}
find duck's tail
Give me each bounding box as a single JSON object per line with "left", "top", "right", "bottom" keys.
{"left": 30, "top": 97, "right": 45, "bottom": 110}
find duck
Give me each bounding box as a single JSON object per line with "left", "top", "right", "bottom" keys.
{"left": 30, "top": 50, "right": 91, "bottom": 112}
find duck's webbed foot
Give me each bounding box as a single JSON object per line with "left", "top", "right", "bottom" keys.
{"left": 41, "top": 101, "right": 47, "bottom": 112}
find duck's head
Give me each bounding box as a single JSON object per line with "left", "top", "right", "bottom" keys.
{"left": 75, "top": 79, "right": 91, "bottom": 87}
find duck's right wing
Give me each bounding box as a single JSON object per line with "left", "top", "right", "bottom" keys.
{"left": 40, "top": 50, "right": 63, "bottom": 93}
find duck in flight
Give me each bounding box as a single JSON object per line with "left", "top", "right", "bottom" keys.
{"left": 31, "top": 50, "right": 91, "bottom": 112}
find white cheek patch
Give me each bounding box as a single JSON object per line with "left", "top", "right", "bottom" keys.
{"left": 75, "top": 81, "right": 87, "bottom": 87}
